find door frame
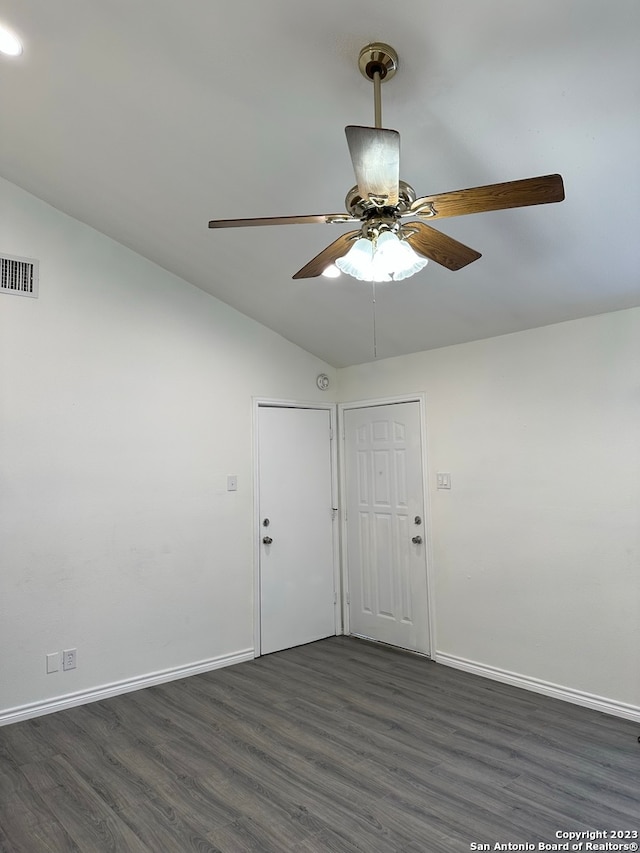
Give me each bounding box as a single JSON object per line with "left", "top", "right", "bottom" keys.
{"left": 253, "top": 398, "right": 340, "bottom": 657}
{"left": 337, "top": 394, "right": 437, "bottom": 657}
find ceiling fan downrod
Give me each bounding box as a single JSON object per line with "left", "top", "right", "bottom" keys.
{"left": 358, "top": 43, "right": 398, "bottom": 129}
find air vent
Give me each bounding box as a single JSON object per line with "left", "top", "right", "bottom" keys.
{"left": 1, "top": 253, "right": 39, "bottom": 298}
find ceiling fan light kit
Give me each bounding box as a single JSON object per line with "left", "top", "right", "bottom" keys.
{"left": 336, "top": 231, "right": 428, "bottom": 282}
{"left": 208, "top": 42, "right": 564, "bottom": 282}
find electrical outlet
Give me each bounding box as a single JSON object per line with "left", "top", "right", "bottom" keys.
{"left": 62, "top": 648, "right": 77, "bottom": 671}
{"left": 46, "top": 652, "right": 60, "bottom": 674}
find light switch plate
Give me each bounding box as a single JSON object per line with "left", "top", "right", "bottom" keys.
{"left": 437, "top": 472, "right": 452, "bottom": 489}
{"left": 227, "top": 475, "right": 238, "bottom": 491}
{"left": 46, "top": 652, "right": 59, "bottom": 673}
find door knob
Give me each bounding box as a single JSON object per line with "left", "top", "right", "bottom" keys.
{"left": 411, "top": 535, "right": 423, "bottom": 544}
{"left": 262, "top": 536, "right": 273, "bottom": 545}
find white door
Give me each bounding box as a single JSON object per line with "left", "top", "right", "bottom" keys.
{"left": 258, "top": 406, "right": 336, "bottom": 655}
{"left": 344, "top": 401, "right": 430, "bottom": 654}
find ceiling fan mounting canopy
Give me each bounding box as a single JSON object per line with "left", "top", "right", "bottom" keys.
{"left": 207, "top": 43, "right": 565, "bottom": 280}
{"left": 358, "top": 42, "right": 398, "bottom": 83}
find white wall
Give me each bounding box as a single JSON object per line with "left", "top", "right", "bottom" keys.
{"left": 0, "top": 176, "right": 336, "bottom": 719}
{"left": 338, "top": 309, "right": 640, "bottom": 714}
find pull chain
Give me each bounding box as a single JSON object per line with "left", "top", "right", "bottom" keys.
{"left": 372, "top": 280, "right": 378, "bottom": 359}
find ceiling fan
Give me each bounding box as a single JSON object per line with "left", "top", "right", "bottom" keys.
{"left": 208, "top": 43, "right": 565, "bottom": 282}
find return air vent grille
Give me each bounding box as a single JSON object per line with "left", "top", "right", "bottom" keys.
{"left": 1, "top": 253, "right": 39, "bottom": 298}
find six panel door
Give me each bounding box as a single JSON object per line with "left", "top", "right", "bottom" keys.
{"left": 344, "top": 402, "right": 430, "bottom": 654}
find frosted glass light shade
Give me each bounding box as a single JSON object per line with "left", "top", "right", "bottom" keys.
{"left": 336, "top": 232, "right": 427, "bottom": 282}
{"left": 0, "top": 24, "right": 22, "bottom": 56}
{"left": 391, "top": 243, "right": 429, "bottom": 280}
{"left": 378, "top": 231, "right": 429, "bottom": 280}
{"left": 335, "top": 238, "right": 375, "bottom": 280}
{"left": 375, "top": 231, "right": 406, "bottom": 273}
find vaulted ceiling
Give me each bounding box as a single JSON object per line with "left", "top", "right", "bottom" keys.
{"left": 1, "top": 0, "right": 638, "bottom": 366}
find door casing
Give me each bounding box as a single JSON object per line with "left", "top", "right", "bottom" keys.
{"left": 338, "top": 394, "right": 436, "bottom": 656}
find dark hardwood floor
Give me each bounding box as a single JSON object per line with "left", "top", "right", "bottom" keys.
{"left": 1, "top": 636, "right": 638, "bottom": 852}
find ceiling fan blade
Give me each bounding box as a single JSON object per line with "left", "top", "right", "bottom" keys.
{"left": 208, "top": 213, "right": 357, "bottom": 228}
{"left": 345, "top": 126, "right": 400, "bottom": 206}
{"left": 292, "top": 231, "right": 360, "bottom": 280}
{"left": 404, "top": 222, "right": 482, "bottom": 271}
{"left": 409, "top": 174, "right": 565, "bottom": 220}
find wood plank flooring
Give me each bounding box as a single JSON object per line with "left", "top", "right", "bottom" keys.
{"left": 1, "top": 636, "right": 638, "bottom": 852}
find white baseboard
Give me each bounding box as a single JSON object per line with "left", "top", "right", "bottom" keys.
{"left": 0, "top": 648, "right": 255, "bottom": 727}
{"left": 435, "top": 651, "right": 640, "bottom": 723}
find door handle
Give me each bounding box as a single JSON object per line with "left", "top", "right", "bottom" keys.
{"left": 262, "top": 536, "right": 273, "bottom": 545}
{"left": 411, "top": 535, "right": 423, "bottom": 544}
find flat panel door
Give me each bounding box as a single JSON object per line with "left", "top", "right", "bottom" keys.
{"left": 344, "top": 402, "right": 429, "bottom": 654}
{"left": 258, "top": 406, "right": 336, "bottom": 655}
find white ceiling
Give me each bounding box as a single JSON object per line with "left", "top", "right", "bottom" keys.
{"left": 1, "top": 0, "right": 639, "bottom": 367}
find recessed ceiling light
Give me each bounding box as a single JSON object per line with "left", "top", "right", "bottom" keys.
{"left": 321, "top": 264, "right": 341, "bottom": 278}
{"left": 0, "top": 23, "right": 22, "bottom": 56}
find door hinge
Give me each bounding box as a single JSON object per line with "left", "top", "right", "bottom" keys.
{"left": 331, "top": 506, "right": 338, "bottom": 521}
{"left": 334, "top": 592, "right": 338, "bottom": 604}
{"left": 329, "top": 427, "right": 334, "bottom": 440}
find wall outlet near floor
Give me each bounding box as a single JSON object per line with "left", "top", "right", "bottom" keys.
{"left": 62, "top": 648, "right": 77, "bottom": 671}
{"left": 46, "top": 652, "right": 60, "bottom": 673}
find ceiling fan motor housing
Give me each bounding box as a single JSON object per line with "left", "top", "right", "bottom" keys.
{"left": 345, "top": 181, "right": 416, "bottom": 219}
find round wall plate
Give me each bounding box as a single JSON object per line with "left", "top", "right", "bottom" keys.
{"left": 316, "top": 373, "right": 330, "bottom": 391}
{"left": 358, "top": 43, "right": 399, "bottom": 83}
